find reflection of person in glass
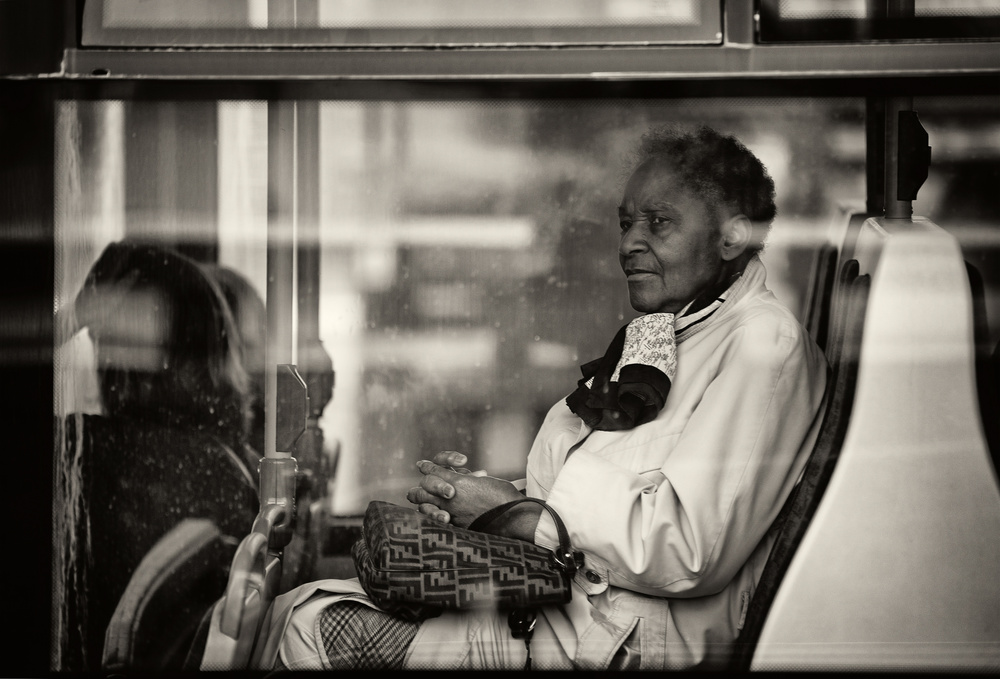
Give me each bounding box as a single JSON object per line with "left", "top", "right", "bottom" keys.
{"left": 264, "top": 126, "right": 829, "bottom": 670}
{"left": 201, "top": 263, "right": 268, "bottom": 481}
{"left": 57, "top": 242, "right": 259, "bottom": 671}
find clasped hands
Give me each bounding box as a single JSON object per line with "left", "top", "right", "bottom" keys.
{"left": 406, "top": 451, "right": 541, "bottom": 541}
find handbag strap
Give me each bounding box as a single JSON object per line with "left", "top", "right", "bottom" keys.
{"left": 471, "top": 498, "right": 578, "bottom": 671}
{"left": 468, "top": 497, "right": 580, "bottom": 578}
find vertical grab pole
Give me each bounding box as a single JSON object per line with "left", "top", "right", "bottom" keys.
{"left": 294, "top": 101, "right": 335, "bottom": 494}
{"left": 884, "top": 96, "right": 915, "bottom": 221}
{"left": 883, "top": 0, "right": 917, "bottom": 222}
{"left": 261, "top": 100, "right": 301, "bottom": 552}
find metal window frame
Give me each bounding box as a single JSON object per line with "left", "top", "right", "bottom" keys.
{"left": 34, "top": 0, "right": 993, "bottom": 83}
{"left": 61, "top": 41, "right": 1000, "bottom": 82}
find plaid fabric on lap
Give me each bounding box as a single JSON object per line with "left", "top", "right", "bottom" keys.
{"left": 318, "top": 600, "right": 420, "bottom": 670}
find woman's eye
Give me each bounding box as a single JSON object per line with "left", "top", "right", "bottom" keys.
{"left": 619, "top": 219, "right": 632, "bottom": 232}
{"left": 650, "top": 215, "right": 670, "bottom": 226}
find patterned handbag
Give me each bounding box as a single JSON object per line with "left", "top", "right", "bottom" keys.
{"left": 351, "top": 497, "right": 582, "bottom": 621}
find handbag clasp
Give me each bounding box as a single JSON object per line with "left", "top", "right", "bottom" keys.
{"left": 551, "top": 548, "right": 582, "bottom": 577}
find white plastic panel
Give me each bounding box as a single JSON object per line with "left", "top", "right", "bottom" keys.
{"left": 752, "top": 217, "right": 1000, "bottom": 671}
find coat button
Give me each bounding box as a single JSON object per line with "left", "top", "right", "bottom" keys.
{"left": 585, "top": 570, "right": 601, "bottom": 584}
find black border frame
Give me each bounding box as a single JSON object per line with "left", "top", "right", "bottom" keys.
{"left": 3, "top": 2, "right": 999, "bottom": 675}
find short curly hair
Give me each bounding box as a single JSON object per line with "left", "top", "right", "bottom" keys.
{"left": 631, "top": 125, "right": 777, "bottom": 251}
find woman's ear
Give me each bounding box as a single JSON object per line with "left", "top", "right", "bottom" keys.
{"left": 719, "top": 214, "right": 752, "bottom": 261}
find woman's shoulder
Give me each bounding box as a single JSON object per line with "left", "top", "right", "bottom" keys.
{"left": 716, "top": 291, "right": 827, "bottom": 374}
{"left": 731, "top": 288, "right": 812, "bottom": 341}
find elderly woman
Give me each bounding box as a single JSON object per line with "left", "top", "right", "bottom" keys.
{"left": 257, "top": 126, "right": 828, "bottom": 671}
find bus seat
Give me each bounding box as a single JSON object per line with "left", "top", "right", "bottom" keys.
{"left": 838, "top": 210, "right": 870, "bottom": 268}
{"left": 728, "top": 263, "right": 870, "bottom": 671}
{"left": 988, "top": 339, "right": 1000, "bottom": 476}
{"left": 967, "top": 261, "right": 1000, "bottom": 479}
{"left": 823, "top": 258, "right": 860, "bottom": 368}
{"left": 281, "top": 438, "right": 341, "bottom": 590}
{"left": 101, "top": 518, "right": 237, "bottom": 672}
{"left": 197, "top": 367, "right": 307, "bottom": 670}
{"left": 802, "top": 205, "right": 870, "bottom": 354}
{"left": 748, "top": 217, "right": 1000, "bottom": 671}
{"left": 198, "top": 504, "right": 285, "bottom": 671}
{"left": 803, "top": 242, "right": 838, "bottom": 351}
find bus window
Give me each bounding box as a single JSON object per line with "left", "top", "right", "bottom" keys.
{"left": 55, "top": 96, "right": 872, "bottom": 517}
{"left": 307, "top": 98, "right": 868, "bottom": 512}
{"left": 56, "top": 91, "right": 1000, "bottom": 506}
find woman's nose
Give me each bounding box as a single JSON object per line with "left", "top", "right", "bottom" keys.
{"left": 619, "top": 225, "right": 648, "bottom": 256}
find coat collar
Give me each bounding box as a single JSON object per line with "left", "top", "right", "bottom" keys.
{"left": 676, "top": 254, "right": 766, "bottom": 345}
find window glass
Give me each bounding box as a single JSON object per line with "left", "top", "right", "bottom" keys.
{"left": 42, "top": 2, "right": 1000, "bottom": 665}
{"left": 54, "top": 97, "right": 1000, "bottom": 512}
{"left": 102, "top": 0, "right": 705, "bottom": 28}
{"left": 55, "top": 97, "right": 871, "bottom": 514}
{"left": 311, "top": 99, "right": 868, "bottom": 510}
{"left": 778, "top": 0, "right": 1000, "bottom": 19}
{"left": 53, "top": 94, "right": 1000, "bottom": 508}
{"left": 50, "top": 92, "right": 1000, "bottom": 673}
{"left": 84, "top": 0, "right": 720, "bottom": 46}
{"left": 762, "top": 0, "right": 1000, "bottom": 40}
{"left": 53, "top": 96, "right": 1000, "bottom": 510}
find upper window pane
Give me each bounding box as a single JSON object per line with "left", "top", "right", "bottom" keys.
{"left": 82, "top": 0, "right": 721, "bottom": 47}
{"left": 760, "top": 0, "right": 1000, "bottom": 41}
{"left": 778, "top": 0, "right": 1000, "bottom": 19}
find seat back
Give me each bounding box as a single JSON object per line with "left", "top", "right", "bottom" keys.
{"left": 748, "top": 217, "right": 1000, "bottom": 671}
{"left": 730, "top": 263, "right": 869, "bottom": 670}
{"left": 802, "top": 241, "right": 838, "bottom": 352}
{"left": 801, "top": 206, "right": 870, "bottom": 353}
{"left": 728, "top": 205, "right": 875, "bottom": 670}
{"left": 968, "top": 261, "right": 1000, "bottom": 480}
{"left": 102, "top": 518, "right": 237, "bottom": 672}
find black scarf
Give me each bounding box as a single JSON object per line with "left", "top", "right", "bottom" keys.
{"left": 566, "top": 270, "right": 743, "bottom": 431}
{"left": 565, "top": 313, "right": 677, "bottom": 431}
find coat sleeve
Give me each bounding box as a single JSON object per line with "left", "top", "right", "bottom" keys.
{"left": 534, "top": 314, "right": 827, "bottom": 598}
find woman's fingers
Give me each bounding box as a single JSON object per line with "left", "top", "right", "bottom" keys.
{"left": 424, "top": 453, "right": 488, "bottom": 477}
{"left": 406, "top": 486, "right": 440, "bottom": 506}
{"left": 417, "top": 463, "right": 456, "bottom": 499}
{"left": 418, "top": 503, "right": 450, "bottom": 523}
{"left": 406, "top": 486, "right": 452, "bottom": 523}
{"left": 432, "top": 450, "right": 468, "bottom": 469}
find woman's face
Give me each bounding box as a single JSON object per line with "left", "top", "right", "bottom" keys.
{"left": 618, "top": 158, "right": 728, "bottom": 314}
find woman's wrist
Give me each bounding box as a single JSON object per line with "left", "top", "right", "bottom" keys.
{"left": 491, "top": 502, "right": 543, "bottom": 542}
